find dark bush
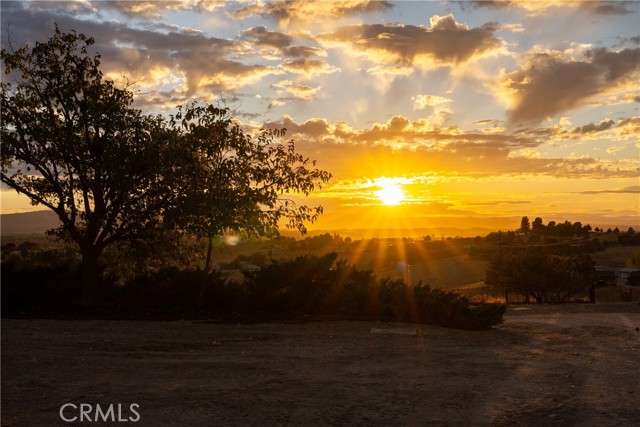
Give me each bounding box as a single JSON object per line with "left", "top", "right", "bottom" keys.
{"left": 243, "top": 252, "right": 338, "bottom": 313}
{"left": 1, "top": 247, "right": 81, "bottom": 314}
{"left": 243, "top": 253, "right": 505, "bottom": 329}
{"left": 3, "top": 247, "right": 505, "bottom": 329}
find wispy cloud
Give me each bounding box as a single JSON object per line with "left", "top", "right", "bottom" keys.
{"left": 470, "top": 1, "right": 634, "bottom": 16}
{"left": 579, "top": 186, "right": 640, "bottom": 194}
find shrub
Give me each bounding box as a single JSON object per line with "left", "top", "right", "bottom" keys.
{"left": 1, "top": 247, "right": 81, "bottom": 313}
{"left": 2, "top": 246, "right": 505, "bottom": 329}
{"left": 243, "top": 253, "right": 505, "bottom": 329}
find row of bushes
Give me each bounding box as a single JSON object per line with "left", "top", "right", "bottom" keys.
{"left": 2, "top": 250, "right": 505, "bottom": 330}
{"left": 242, "top": 253, "right": 505, "bottom": 329}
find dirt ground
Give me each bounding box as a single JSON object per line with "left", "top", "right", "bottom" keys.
{"left": 2, "top": 303, "right": 639, "bottom": 427}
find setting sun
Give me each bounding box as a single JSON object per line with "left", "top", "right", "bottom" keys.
{"left": 376, "top": 182, "right": 405, "bottom": 206}
{"left": 0, "top": 1, "right": 638, "bottom": 235}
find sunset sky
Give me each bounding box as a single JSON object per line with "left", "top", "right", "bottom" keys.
{"left": 1, "top": 1, "right": 638, "bottom": 235}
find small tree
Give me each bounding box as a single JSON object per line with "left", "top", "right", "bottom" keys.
{"left": 485, "top": 255, "right": 511, "bottom": 303}
{"left": 531, "top": 217, "right": 544, "bottom": 233}
{"left": 1, "top": 28, "right": 171, "bottom": 302}
{"left": 519, "top": 216, "right": 530, "bottom": 233}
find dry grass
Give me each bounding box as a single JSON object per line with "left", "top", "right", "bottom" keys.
{"left": 2, "top": 303, "right": 639, "bottom": 427}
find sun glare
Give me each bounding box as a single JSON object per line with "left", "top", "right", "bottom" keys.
{"left": 376, "top": 182, "right": 405, "bottom": 206}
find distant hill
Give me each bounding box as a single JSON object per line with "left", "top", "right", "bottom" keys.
{"left": 1, "top": 210, "right": 61, "bottom": 236}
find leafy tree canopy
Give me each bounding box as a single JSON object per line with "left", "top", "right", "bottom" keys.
{"left": 1, "top": 27, "right": 331, "bottom": 300}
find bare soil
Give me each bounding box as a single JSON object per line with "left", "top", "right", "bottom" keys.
{"left": 2, "top": 303, "right": 639, "bottom": 427}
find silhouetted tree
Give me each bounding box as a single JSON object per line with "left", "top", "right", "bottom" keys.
{"left": 162, "top": 103, "right": 331, "bottom": 306}
{"left": 519, "top": 216, "right": 531, "bottom": 233}
{"left": 532, "top": 217, "right": 544, "bottom": 233}
{"left": 485, "top": 251, "right": 595, "bottom": 303}
{"left": 1, "top": 28, "right": 171, "bottom": 302}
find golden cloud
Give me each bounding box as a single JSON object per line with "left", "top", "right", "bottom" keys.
{"left": 281, "top": 58, "right": 340, "bottom": 76}
{"left": 261, "top": 115, "right": 638, "bottom": 180}
{"left": 233, "top": 0, "right": 393, "bottom": 28}
{"left": 269, "top": 80, "right": 322, "bottom": 107}
{"left": 412, "top": 94, "right": 452, "bottom": 110}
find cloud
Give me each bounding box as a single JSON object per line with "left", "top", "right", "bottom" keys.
{"left": 261, "top": 115, "right": 637, "bottom": 180}
{"left": 233, "top": 0, "right": 393, "bottom": 28}
{"left": 579, "top": 186, "right": 640, "bottom": 194}
{"left": 240, "top": 26, "right": 325, "bottom": 58}
{"left": 269, "top": 80, "right": 321, "bottom": 107}
{"left": 88, "top": 1, "right": 224, "bottom": 19}
{"left": 466, "top": 200, "right": 532, "bottom": 206}
{"left": 581, "top": 1, "right": 635, "bottom": 15}
{"left": 470, "top": 1, "right": 634, "bottom": 15}
{"left": 0, "top": 2, "right": 278, "bottom": 105}
{"left": 241, "top": 25, "right": 293, "bottom": 50}
{"left": 317, "top": 14, "right": 503, "bottom": 67}
{"left": 412, "top": 95, "right": 452, "bottom": 110}
{"left": 280, "top": 58, "right": 340, "bottom": 76}
{"left": 411, "top": 95, "right": 453, "bottom": 126}
{"left": 502, "top": 48, "right": 640, "bottom": 124}
{"left": 572, "top": 119, "right": 616, "bottom": 134}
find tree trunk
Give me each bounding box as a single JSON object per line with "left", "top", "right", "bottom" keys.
{"left": 197, "top": 235, "right": 215, "bottom": 311}
{"left": 203, "top": 235, "right": 214, "bottom": 275}
{"left": 80, "top": 247, "right": 101, "bottom": 306}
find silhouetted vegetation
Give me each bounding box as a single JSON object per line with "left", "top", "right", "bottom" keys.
{"left": 1, "top": 245, "right": 504, "bottom": 330}
{"left": 485, "top": 251, "right": 596, "bottom": 304}
{"left": 1, "top": 28, "right": 329, "bottom": 303}
{"left": 1, "top": 28, "right": 636, "bottom": 328}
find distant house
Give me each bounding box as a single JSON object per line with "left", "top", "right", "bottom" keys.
{"left": 238, "top": 261, "right": 260, "bottom": 273}
{"left": 617, "top": 268, "right": 640, "bottom": 286}
{"left": 595, "top": 266, "right": 617, "bottom": 286}
{"left": 595, "top": 266, "right": 640, "bottom": 287}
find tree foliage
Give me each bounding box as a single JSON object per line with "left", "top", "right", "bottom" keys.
{"left": 1, "top": 27, "right": 172, "bottom": 300}
{"left": 1, "top": 28, "right": 330, "bottom": 302}
{"left": 164, "top": 103, "right": 331, "bottom": 249}
{"left": 485, "top": 251, "right": 595, "bottom": 303}
{"left": 243, "top": 253, "right": 505, "bottom": 329}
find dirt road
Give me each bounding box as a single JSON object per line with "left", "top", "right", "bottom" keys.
{"left": 2, "top": 303, "right": 639, "bottom": 426}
